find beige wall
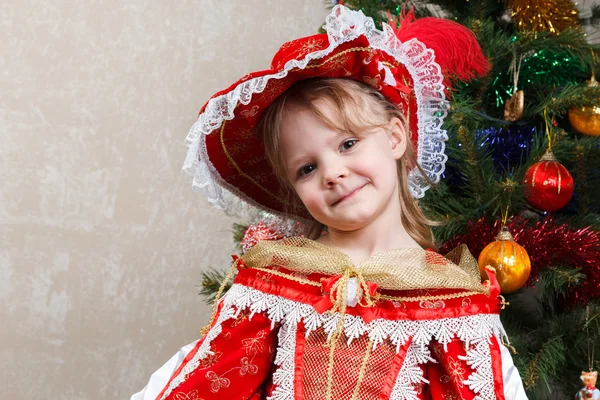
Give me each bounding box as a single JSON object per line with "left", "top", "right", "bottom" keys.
{"left": 0, "top": 1, "right": 328, "bottom": 398}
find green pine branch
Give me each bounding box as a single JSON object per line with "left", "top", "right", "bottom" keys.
{"left": 198, "top": 268, "right": 231, "bottom": 305}
{"left": 538, "top": 267, "right": 586, "bottom": 302}
{"left": 533, "top": 84, "right": 600, "bottom": 116}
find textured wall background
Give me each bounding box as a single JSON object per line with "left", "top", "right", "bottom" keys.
{"left": 0, "top": 1, "right": 328, "bottom": 398}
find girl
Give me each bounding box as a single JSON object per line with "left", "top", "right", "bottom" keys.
{"left": 133, "top": 5, "right": 527, "bottom": 399}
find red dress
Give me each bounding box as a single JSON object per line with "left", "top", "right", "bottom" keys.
{"left": 133, "top": 238, "right": 527, "bottom": 400}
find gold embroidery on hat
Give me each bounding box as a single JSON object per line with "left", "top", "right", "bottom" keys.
{"left": 219, "top": 120, "right": 285, "bottom": 204}
{"left": 305, "top": 47, "right": 372, "bottom": 70}
{"left": 245, "top": 156, "right": 263, "bottom": 166}
{"left": 252, "top": 171, "right": 272, "bottom": 185}
{"left": 297, "top": 37, "right": 327, "bottom": 58}
{"left": 259, "top": 79, "right": 288, "bottom": 103}
{"left": 236, "top": 127, "right": 255, "bottom": 140}
{"left": 228, "top": 142, "right": 247, "bottom": 157}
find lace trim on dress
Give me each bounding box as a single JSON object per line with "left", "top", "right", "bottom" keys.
{"left": 267, "top": 319, "right": 297, "bottom": 400}
{"left": 182, "top": 5, "right": 448, "bottom": 222}
{"left": 389, "top": 342, "right": 432, "bottom": 400}
{"left": 460, "top": 337, "right": 496, "bottom": 400}
{"left": 159, "top": 284, "right": 503, "bottom": 399}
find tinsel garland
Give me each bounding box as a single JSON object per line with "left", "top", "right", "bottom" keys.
{"left": 441, "top": 125, "right": 535, "bottom": 188}
{"left": 477, "top": 125, "right": 535, "bottom": 168}
{"left": 508, "top": 0, "right": 579, "bottom": 34}
{"left": 490, "top": 50, "right": 587, "bottom": 110}
{"left": 440, "top": 216, "right": 600, "bottom": 305}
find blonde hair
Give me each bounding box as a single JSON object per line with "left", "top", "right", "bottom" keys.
{"left": 256, "top": 78, "right": 441, "bottom": 250}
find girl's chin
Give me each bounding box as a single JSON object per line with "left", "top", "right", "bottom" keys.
{"left": 309, "top": 206, "right": 379, "bottom": 231}
{"left": 321, "top": 216, "right": 374, "bottom": 233}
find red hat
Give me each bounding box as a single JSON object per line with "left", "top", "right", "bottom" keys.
{"left": 183, "top": 5, "right": 488, "bottom": 222}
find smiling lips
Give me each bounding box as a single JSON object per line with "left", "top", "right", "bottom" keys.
{"left": 331, "top": 183, "right": 367, "bottom": 206}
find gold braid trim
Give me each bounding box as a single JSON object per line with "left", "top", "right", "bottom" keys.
{"left": 254, "top": 267, "right": 483, "bottom": 303}
{"left": 253, "top": 267, "right": 321, "bottom": 287}
{"left": 378, "top": 291, "right": 477, "bottom": 303}
{"left": 325, "top": 268, "right": 350, "bottom": 400}
{"left": 351, "top": 339, "right": 374, "bottom": 400}
{"left": 200, "top": 258, "right": 240, "bottom": 336}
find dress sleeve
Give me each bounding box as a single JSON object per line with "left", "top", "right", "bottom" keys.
{"left": 499, "top": 342, "right": 528, "bottom": 400}
{"left": 131, "top": 298, "right": 278, "bottom": 400}
{"left": 131, "top": 340, "right": 200, "bottom": 400}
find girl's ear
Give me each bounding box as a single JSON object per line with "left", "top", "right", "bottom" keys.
{"left": 388, "top": 117, "right": 408, "bottom": 160}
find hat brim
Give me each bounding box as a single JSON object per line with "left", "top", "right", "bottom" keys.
{"left": 183, "top": 5, "right": 449, "bottom": 221}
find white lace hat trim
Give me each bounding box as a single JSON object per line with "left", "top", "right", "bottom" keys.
{"left": 182, "top": 5, "right": 449, "bottom": 221}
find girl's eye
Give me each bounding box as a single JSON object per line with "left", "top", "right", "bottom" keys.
{"left": 341, "top": 139, "right": 358, "bottom": 151}
{"left": 297, "top": 164, "right": 316, "bottom": 178}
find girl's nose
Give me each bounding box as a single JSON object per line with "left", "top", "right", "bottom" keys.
{"left": 322, "top": 162, "right": 347, "bottom": 187}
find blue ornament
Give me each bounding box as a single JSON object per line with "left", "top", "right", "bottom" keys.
{"left": 476, "top": 125, "right": 536, "bottom": 169}
{"left": 441, "top": 124, "right": 536, "bottom": 186}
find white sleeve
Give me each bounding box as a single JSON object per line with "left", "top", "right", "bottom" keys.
{"left": 131, "top": 340, "right": 199, "bottom": 400}
{"left": 500, "top": 343, "right": 529, "bottom": 399}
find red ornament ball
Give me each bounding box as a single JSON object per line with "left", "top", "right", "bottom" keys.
{"left": 522, "top": 150, "right": 574, "bottom": 212}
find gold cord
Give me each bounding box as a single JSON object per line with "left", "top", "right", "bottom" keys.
{"left": 498, "top": 295, "right": 510, "bottom": 310}
{"left": 591, "top": 48, "right": 597, "bottom": 80}
{"left": 502, "top": 200, "right": 511, "bottom": 226}
{"left": 544, "top": 107, "right": 553, "bottom": 152}
{"left": 350, "top": 340, "right": 374, "bottom": 400}
{"left": 200, "top": 258, "right": 240, "bottom": 336}
{"left": 325, "top": 268, "right": 350, "bottom": 400}
{"left": 219, "top": 120, "right": 284, "bottom": 203}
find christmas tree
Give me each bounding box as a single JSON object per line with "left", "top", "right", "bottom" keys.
{"left": 200, "top": 1, "right": 600, "bottom": 398}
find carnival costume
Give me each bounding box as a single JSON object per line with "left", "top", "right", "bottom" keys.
{"left": 133, "top": 5, "right": 527, "bottom": 399}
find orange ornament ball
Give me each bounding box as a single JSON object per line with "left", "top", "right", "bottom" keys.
{"left": 568, "top": 105, "right": 600, "bottom": 136}
{"left": 478, "top": 226, "right": 531, "bottom": 294}
{"left": 568, "top": 75, "right": 600, "bottom": 136}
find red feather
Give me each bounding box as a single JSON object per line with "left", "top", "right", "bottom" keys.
{"left": 388, "top": 10, "right": 489, "bottom": 91}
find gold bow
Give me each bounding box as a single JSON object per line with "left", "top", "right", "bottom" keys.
{"left": 240, "top": 237, "right": 486, "bottom": 293}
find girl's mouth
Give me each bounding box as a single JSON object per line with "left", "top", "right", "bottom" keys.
{"left": 331, "top": 183, "right": 367, "bottom": 206}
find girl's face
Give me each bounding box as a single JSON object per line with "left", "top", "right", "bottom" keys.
{"left": 279, "top": 100, "right": 407, "bottom": 233}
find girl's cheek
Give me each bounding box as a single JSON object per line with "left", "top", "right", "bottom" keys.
{"left": 293, "top": 185, "right": 309, "bottom": 204}
{"left": 297, "top": 186, "right": 319, "bottom": 208}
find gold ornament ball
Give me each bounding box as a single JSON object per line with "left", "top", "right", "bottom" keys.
{"left": 478, "top": 226, "right": 531, "bottom": 294}
{"left": 569, "top": 106, "right": 600, "bottom": 136}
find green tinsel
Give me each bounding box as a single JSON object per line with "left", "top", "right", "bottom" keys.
{"left": 489, "top": 49, "right": 588, "bottom": 111}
